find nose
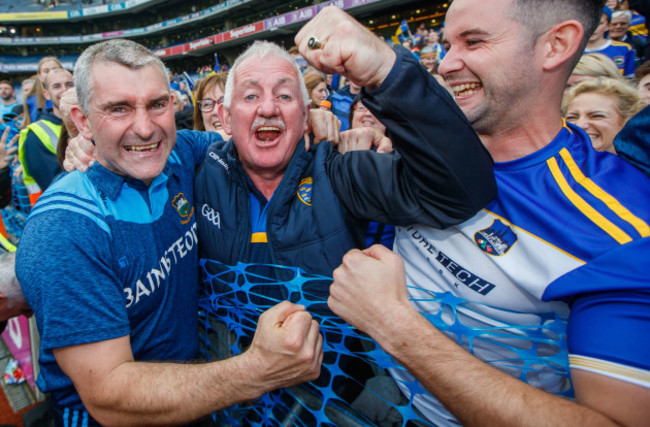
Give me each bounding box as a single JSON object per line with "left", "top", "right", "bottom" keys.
{"left": 258, "top": 93, "right": 279, "bottom": 117}
{"left": 574, "top": 116, "right": 590, "bottom": 131}
{"left": 438, "top": 46, "right": 461, "bottom": 77}
{"left": 131, "top": 107, "right": 155, "bottom": 140}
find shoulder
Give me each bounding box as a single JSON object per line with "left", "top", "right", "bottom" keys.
{"left": 611, "top": 40, "right": 634, "bottom": 51}
{"left": 27, "top": 171, "right": 112, "bottom": 235}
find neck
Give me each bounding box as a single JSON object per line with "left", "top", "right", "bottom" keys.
{"left": 247, "top": 172, "right": 283, "bottom": 201}
{"left": 480, "top": 116, "right": 564, "bottom": 163}
{"left": 2, "top": 99, "right": 14, "bottom": 106}
{"left": 586, "top": 37, "right": 608, "bottom": 49}
{"left": 52, "top": 106, "right": 62, "bottom": 119}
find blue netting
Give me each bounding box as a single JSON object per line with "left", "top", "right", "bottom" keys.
{"left": 199, "top": 260, "right": 572, "bottom": 426}
{"left": 1, "top": 206, "right": 26, "bottom": 244}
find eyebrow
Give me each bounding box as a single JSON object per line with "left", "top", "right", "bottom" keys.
{"left": 99, "top": 94, "right": 169, "bottom": 110}
{"left": 241, "top": 77, "right": 295, "bottom": 88}
{"left": 458, "top": 28, "right": 491, "bottom": 38}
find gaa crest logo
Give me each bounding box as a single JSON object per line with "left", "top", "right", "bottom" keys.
{"left": 172, "top": 193, "right": 194, "bottom": 224}
{"left": 297, "top": 177, "right": 313, "bottom": 206}
{"left": 474, "top": 219, "right": 518, "bottom": 256}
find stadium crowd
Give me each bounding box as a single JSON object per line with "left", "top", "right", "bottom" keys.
{"left": 1, "top": 0, "right": 649, "bottom": 426}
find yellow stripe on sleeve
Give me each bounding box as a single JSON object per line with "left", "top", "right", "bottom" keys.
{"left": 559, "top": 148, "right": 650, "bottom": 238}
{"left": 547, "top": 156, "right": 632, "bottom": 244}
{"left": 570, "top": 355, "right": 650, "bottom": 389}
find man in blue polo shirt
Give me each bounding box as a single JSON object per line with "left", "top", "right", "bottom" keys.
{"left": 15, "top": 39, "right": 322, "bottom": 426}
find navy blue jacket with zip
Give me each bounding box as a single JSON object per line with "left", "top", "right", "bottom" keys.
{"left": 194, "top": 46, "right": 496, "bottom": 279}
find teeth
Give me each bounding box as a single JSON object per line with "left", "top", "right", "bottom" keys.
{"left": 125, "top": 142, "right": 159, "bottom": 152}
{"left": 452, "top": 82, "right": 481, "bottom": 97}
{"left": 257, "top": 126, "right": 280, "bottom": 132}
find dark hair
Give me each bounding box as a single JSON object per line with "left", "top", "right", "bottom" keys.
{"left": 635, "top": 60, "right": 650, "bottom": 80}
{"left": 510, "top": 0, "right": 604, "bottom": 64}
{"left": 348, "top": 95, "right": 362, "bottom": 127}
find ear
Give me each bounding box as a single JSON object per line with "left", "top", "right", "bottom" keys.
{"left": 540, "top": 20, "right": 584, "bottom": 72}
{"left": 217, "top": 103, "right": 233, "bottom": 136}
{"left": 43, "top": 87, "right": 51, "bottom": 101}
{"left": 70, "top": 105, "right": 93, "bottom": 141}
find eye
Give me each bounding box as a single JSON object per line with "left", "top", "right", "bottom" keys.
{"left": 466, "top": 39, "right": 483, "bottom": 46}
{"left": 245, "top": 94, "right": 258, "bottom": 101}
{"left": 111, "top": 106, "right": 127, "bottom": 114}
{"left": 152, "top": 100, "right": 167, "bottom": 110}
{"left": 278, "top": 94, "right": 292, "bottom": 101}
{"left": 565, "top": 114, "right": 577, "bottom": 121}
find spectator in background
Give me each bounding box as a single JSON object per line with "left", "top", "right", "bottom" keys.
{"left": 303, "top": 72, "right": 328, "bottom": 109}
{"left": 419, "top": 45, "right": 439, "bottom": 72}
{"left": 0, "top": 80, "right": 18, "bottom": 118}
{"left": 25, "top": 56, "right": 63, "bottom": 122}
{"left": 423, "top": 29, "right": 446, "bottom": 63}
{"left": 20, "top": 77, "right": 35, "bottom": 103}
{"left": 635, "top": 59, "right": 650, "bottom": 102}
{"left": 347, "top": 96, "right": 394, "bottom": 250}
{"left": 171, "top": 89, "right": 193, "bottom": 130}
{"left": 171, "top": 89, "right": 185, "bottom": 112}
{"left": 167, "top": 68, "right": 180, "bottom": 91}
{"left": 563, "top": 77, "right": 645, "bottom": 153}
{"left": 193, "top": 71, "right": 229, "bottom": 139}
{"left": 585, "top": 6, "right": 636, "bottom": 77}
{"left": 18, "top": 68, "right": 73, "bottom": 200}
{"left": 567, "top": 53, "right": 623, "bottom": 86}
{"left": 330, "top": 80, "right": 361, "bottom": 131}
{"left": 610, "top": 10, "right": 646, "bottom": 62}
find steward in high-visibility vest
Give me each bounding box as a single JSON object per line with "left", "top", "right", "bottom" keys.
{"left": 18, "top": 112, "right": 62, "bottom": 207}
{"left": 0, "top": 209, "right": 16, "bottom": 253}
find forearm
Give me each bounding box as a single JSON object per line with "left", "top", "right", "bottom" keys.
{"left": 377, "top": 307, "right": 616, "bottom": 426}
{"left": 78, "top": 352, "right": 267, "bottom": 425}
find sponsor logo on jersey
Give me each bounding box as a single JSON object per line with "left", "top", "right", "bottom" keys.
{"left": 172, "top": 193, "right": 194, "bottom": 224}
{"left": 406, "top": 225, "right": 496, "bottom": 296}
{"left": 208, "top": 151, "right": 229, "bottom": 172}
{"left": 124, "top": 223, "right": 198, "bottom": 308}
{"left": 475, "top": 219, "right": 518, "bottom": 256}
{"left": 297, "top": 177, "right": 313, "bottom": 206}
{"left": 201, "top": 203, "right": 221, "bottom": 228}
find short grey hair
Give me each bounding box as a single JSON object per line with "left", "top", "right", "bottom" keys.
{"left": 74, "top": 39, "right": 169, "bottom": 115}
{"left": 612, "top": 11, "right": 632, "bottom": 24}
{"left": 223, "top": 41, "right": 309, "bottom": 109}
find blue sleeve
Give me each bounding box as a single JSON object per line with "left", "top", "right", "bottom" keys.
{"left": 543, "top": 238, "right": 650, "bottom": 377}
{"left": 23, "top": 130, "right": 63, "bottom": 190}
{"left": 176, "top": 129, "right": 223, "bottom": 168}
{"left": 625, "top": 47, "right": 636, "bottom": 77}
{"left": 568, "top": 289, "right": 650, "bottom": 372}
{"left": 327, "top": 47, "right": 497, "bottom": 228}
{"left": 15, "top": 203, "right": 130, "bottom": 350}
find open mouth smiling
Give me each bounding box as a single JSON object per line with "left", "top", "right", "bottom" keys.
{"left": 124, "top": 142, "right": 160, "bottom": 152}
{"left": 451, "top": 82, "right": 482, "bottom": 98}
{"left": 255, "top": 126, "right": 282, "bottom": 142}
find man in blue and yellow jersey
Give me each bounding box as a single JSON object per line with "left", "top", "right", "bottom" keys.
{"left": 305, "top": 3, "right": 650, "bottom": 426}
